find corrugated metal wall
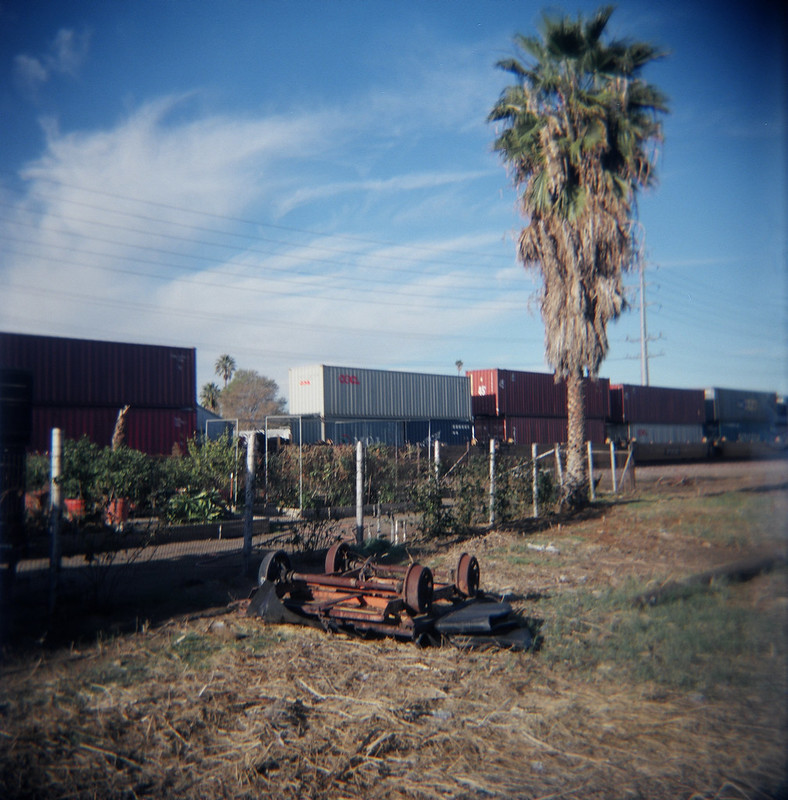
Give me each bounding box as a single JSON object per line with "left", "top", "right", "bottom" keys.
{"left": 627, "top": 422, "right": 706, "bottom": 444}
{"left": 473, "top": 416, "right": 606, "bottom": 445}
{"left": 30, "top": 407, "right": 195, "bottom": 455}
{"left": 1, "top": 332, "right": 197, "bottom": 455}
{"left": 609, "top": 384, "right": 706, "bottom": 425}
{"left": 705, "top": 387, "right": 777, "bottom": 423}
{"left": 0, "top": 332, "right": 195, "bottom": 409}
{"left": 289, "top": 365, "right": 471, "bottom": 420}
{"left": 468, "top": 369, "right": 609, "bottom": 419}
{"left": 292, "top": 417, "right": 472, "bottom": 446}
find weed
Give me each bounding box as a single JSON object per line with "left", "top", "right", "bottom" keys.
{"left": 539, "top": 578, "right": 785, "bottom": 696}
{"left": 171, "top": 632, "right": 221, "bottom": 669}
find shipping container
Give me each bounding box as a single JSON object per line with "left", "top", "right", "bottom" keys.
{"left": 289, "top": 365, "right": 471, "bottom": 420}
{"left": 29, "top": 406, "right": 196, "bottom": 455}
{"left": 292, "top": 417, "right": 403, "bottom": 446}
{"left": 609, "top": 384, "right": 706, "bottom": 425}
{"left": 705, "top": 387, "right": 778, "bottom": 424}
{"left": 404, "top": 419, "right": 472, "bottom": 446}
{"left": 473, "top": 416, "right": 606, "bottom": 445}
{"left": 625, "top": 422, "right": 705, "bottom": 444}
{"left": 716, "top": 421, "right": 779, "bottom": 444}
{"left": 0, "top": 332, "right": 195, "bottom": 409}
{"left": 468, "top": 369, "right": 609, "bottom": 419}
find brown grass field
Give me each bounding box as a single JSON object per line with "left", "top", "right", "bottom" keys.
{"left": 1, "top": 459, "right": 787, "bottom": 799}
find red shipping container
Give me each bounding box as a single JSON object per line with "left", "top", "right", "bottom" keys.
{"left": 30, "top": 406, "right": 196, "bottom": 456}
{"left": 468, "top": 369, "right": 609, "bottom": 419}
{"left": 610, "top": 384, "right": 705, "bottom": 425}
{"left": 473, "top": 416, "right": 606, "bottom": 445}
{"left": 0, "top": 332, "right": 195, "bottom": 409}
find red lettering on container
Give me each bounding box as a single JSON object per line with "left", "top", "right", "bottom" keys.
{"left": 339, "top": 374, "right": 360, "bottom": 385}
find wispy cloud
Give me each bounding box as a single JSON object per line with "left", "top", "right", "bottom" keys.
{"left": 14, "top": 28, "right": 91, "bottom": 95}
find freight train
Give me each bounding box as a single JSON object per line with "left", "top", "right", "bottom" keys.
{"left": 289, "top": 365, "right": 787, "bottom": 462}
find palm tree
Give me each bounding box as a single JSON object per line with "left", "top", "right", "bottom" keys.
{"left": 489, "top": 5, "right": 667, "bottom": 507}
{"left": 455, "top": 359, "right": 464, "bottom": 375}
{"left": 200, "top": 382, "right": 222, "bottom": 413}
{"left": 214, "top": 354, "right": 237, "bottom": 389}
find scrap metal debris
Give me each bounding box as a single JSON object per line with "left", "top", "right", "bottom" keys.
{"left": 246, "top": 543, "right": 532, "bottom": 650}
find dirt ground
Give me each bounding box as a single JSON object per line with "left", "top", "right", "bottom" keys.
{"left": 1, "top": 458, "right": 787, "bottom": 799}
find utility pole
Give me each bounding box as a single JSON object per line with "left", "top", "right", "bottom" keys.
{"left": 627, "top": 221, "right": 663, "bottom": 386}
{"left": 639, "top": 258, "right": 650, "bottom": 386}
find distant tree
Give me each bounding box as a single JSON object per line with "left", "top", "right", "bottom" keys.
{"left": 489, "top": 6, "right": 667, "bottom": 508}
{"left": 455, "top": 359, "right": 464, "bottom": 375}
{"left": 200, "top": 382, "right": 221, "bottom": 412}
{"left": 219, "top": 369, "right": 286, "bottom": 428}
{"left": 214, "top": 354, "right": 237, "bottom": 388}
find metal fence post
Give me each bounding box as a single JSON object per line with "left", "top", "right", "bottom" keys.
{"left": 355, "top": 440, "right": 364, "bottom": 546}
{"left": 587, "top": 441, "right": 595, "bottom": 501}
{"left": 48, "top": 428, "right": 62, "bottom": 616}
{"left": 554, "top": 443, "right": 563, "bottom": 492}
{"left": 243, "top": 433, "right": 256, "bottom": 575}
{"left": 610, "top": 440, "right": 618, "bottom": 494}
{"left": 532, "top": 443, "right": 539, "bottom": 518}
{"left": 434, "top": 439, "right": 441, "bottom": 481}
{"left": 488, "top": 438, "right": 496, "bottom": 525}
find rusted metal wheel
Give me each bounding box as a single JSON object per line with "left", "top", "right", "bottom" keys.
{"left": 324, "top": 541, "right": 351, "bottom": 574}
{"left": 403, "top": 563, "right": 433, "bottom": 614}
{"left": 258, "top": 549, "right": 291, "bottom": 586}
{"left": 456, "top": 553, "right": 480, "bottom": 597}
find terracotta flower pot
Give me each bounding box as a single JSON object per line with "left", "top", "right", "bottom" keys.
{"left": 105, "top": 498, "right": 129, "bottom": 529}
{"left": 64, "top": 498, "right": 86, "bottom": 520}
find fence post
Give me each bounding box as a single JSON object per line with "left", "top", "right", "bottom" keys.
{"left": 243, "top": 433, "right": 256, "bottom": 575}
{"left": 48, "top": 428, "right": 62, "bottom": 616}
{"left": 434, "top": 439, "right": 441, "bottom": 481}
{"left": 532, "top": 443, "right": 539, "bottom": 518}
{"left": 355, "top": 440, "right": 364, "bottom": 546}
{"left": 610, "top": 440, "right": 618, "bottom": 494}
{"left": 488, "top": 438, "right": 496, "bottom": 525}
{"left": 554, "top": 443, "right": 563, "bottom": 492}
{"left": 587, "top": 440, "right": 595, "bottom": 501}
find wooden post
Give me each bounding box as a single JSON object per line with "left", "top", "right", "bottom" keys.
{"left": 532, "top": 443, "right": 539, "bottom": 518}
{"left": 243, "top": 433, "right": 256, "bottom": 575}
{"left": 48, "top": 428, "right": 62, "bottom": 615}
{"left": 434, "top": 439, "right": 441, "bottom": 482}
{"left": 610, "top": 441, "right": 618, "bottom": 494}
{"left": 587, "top": 441, "right": 595, "bottom": 501}
{"left": 488, "top": 438, "right": 496, "bottom": 525}
{"left": 355, "top": 440, "right": 364, "bottom": 546}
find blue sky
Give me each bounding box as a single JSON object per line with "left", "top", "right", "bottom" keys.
{"left": 1, "top": 0, "right": 785, "bottom": 403}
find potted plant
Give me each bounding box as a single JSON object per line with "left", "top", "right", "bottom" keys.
{"left": 60, "top": 436, "right": 100, "bottom": 519}
{"left": 96, "top": 445, "right": 152, "bottom": 530}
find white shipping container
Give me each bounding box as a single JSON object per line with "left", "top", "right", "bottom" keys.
{"left": 628, "top": 422, "right": 705, "bottom": 444}
{"left": 289, "top": 365, "right": 471, "bottom": 420}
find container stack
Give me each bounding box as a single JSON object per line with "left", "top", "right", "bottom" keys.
{"left": 705, "top": 387, "right": 779, "bottom": 443}
{"left": 467, "top": 368, "right": 610, "bottom": 445}
{"left": 0, "top": 332, "right": 196, "bottom": 455}
{"left": 607, "top": 384, "right": 706, "bottom": 448}
{"left": 288, "top": 365, "right": 472, "bottom": 446}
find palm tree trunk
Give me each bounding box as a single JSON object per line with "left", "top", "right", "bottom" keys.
{"left": 563, "top": 369, "right": 588, "bottom": 508}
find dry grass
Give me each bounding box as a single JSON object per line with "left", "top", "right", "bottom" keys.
{"left": 1, "top": 460, "right": 787, "bottom": 799}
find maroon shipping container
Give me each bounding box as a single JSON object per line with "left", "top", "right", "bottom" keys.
{"left": 609, "top": 384, "right": 705, "bottom": 425}
{"left": 468, "top": 369, "right": 609, "bottom": 419}
{"left": 30, "top": 406, "right": 196, "bottom": 456}
{"left": 0, "top": 332, "right": 195, "bottom": 409}
{"left": 473, "top": 416, "right": 606, "bottom": 445}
